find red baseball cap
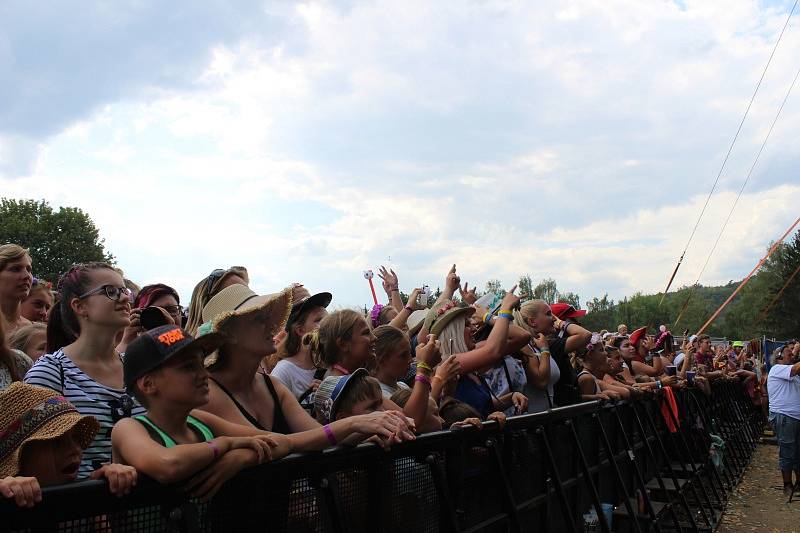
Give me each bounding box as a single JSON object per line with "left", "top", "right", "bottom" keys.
{"left": 550, "top": 302, "right": 587, "bottom": 320}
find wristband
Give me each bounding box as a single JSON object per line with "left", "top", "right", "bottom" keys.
{"left": 498, "top": 309, "right": 513, "bottom": 315}
{"left": 416, "top": 361, "right": 433, "bottom": 372}
{"left": 497, "top": 312, "right": 513, "bottom": 321}
{"left": 403, "top": 304, "right": 413, "bottom": 312}
{"left": 539, "top": 350, "right": 551, "bottom": 356}
{"left": 482, "top": 311, "right": 492, "bottom": 324}
{"left": 323, "top": 424, "right": 338, "bottom": 446}
{"left": 432, "top": 375, "right": 443, "bottom": 384}
{"left": 207, "top": 439, "right": 220, "bottom": 460}
{"left": 415, "top": 374, "right": 432, "bottom": 388}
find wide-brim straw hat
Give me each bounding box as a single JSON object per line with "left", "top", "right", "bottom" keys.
{"left": 424, "top": 300, "right": 476, "bottom": 338}
{"left": 407, "top": 310, "right": 428, "bottom": 337}
{"left": 201, "top": 284, "right": 293, "bottom": 367}
{"left": 0, "top": 383, "right": 99, "bottom": 477}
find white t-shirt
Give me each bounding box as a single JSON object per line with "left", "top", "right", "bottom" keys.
{"left": 380, "top": 380, "right": 410, "bottom": 399}
{"left": 270, "top": 359, "right": 316, "bottom": 399}
{"left": 674, "top": 352, "right": 685, "bottom": 370}
{"left": 767, "top": 364, "right": 800, "bottom": 420}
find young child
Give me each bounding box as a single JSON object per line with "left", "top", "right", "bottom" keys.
{"left": 112, "top": 325, "right": 290, "bottom": 501}
{"left": 1, "top": 383, "right": 137, "bottom": 507}
{"left": 314, "top": 369, "right": 387, "bottom": 423}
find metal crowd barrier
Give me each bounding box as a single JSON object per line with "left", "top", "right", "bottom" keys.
{"left": 2, "top": 381, "right": 763, "bottom": 533}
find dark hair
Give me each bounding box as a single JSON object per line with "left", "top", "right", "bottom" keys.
{"left": 47, "top": 262, "right": 118, "bottom": 353}
{"left": 439, "top": 398, "right": 482, "bottom": 427}
{"left": 282, "top": 306, "right": 321, "bottom": 358}
{"left": 697, "top": 334, "right": 710, "bottom": 343}
{"left": 612, "top": 336, "right": 628, "bottom": 349}
{"left": 134, "top": 284, "right": 180, "bottom": 309}
{"left": 335, "top": 375, "right": 382, "bottom": 418}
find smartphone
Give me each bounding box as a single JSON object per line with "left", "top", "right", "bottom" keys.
{"left": 140, "top": 307, "right": 170, "bottom": 331}
{"left": 417, "top": 285, "right": 431, "bottom": 307}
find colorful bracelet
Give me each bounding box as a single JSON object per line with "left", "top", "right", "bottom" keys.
{"left": 482, "top": 311, "right": 492, "bottom": 324}
{"left": 498, "top": 309, "right": 513, "bottom": 315}
{"left": 432, "top": 375, "right": 443, "bottom": 384}
{"left": 539, "top": 350, "right": 551, "bottom": 356}
{"left": 497, "top": 312, "right": 514, "bottom": 321}
{"left": 415, "top": 374, "right": 432, "bottom": 388}
{"left": 207, "top": 439, "right": 220, "bottom": 460}
{"left": 323, "top": 424, "right": 338, "bottom": 446}
{"left": 403, "top": 304, "right": 413, "bottom": 312}
{"left": 416, "top": 361, "right": 433, "bottom": 372}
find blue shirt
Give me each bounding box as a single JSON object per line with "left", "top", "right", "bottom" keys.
{"left": 454, "top": 374, "right": 494, "bottom": 419}
{"left": 767, "top": 363, "right": 800, "bottom": 420}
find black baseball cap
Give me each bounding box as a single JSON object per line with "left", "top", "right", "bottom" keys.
{"left": 123, "top": 325, "right": 226, "bottom": 390}
{"left": 286, "top": 292, "right": 332, "bottom": 330}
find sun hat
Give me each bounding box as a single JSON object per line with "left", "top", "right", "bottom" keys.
{"left": 550, "top": 302, "right": 587, "bottom": 321}
{"left": 0, "top": 383, "right": 99, "bottom": 477}
{"left": 201, "top": 285, "right": 293, "bottom": 366}
{"left": 123, "top": 325, "right": 227, "bottom": 390}
{"left": 407, "top": 310, "right": 428, "bottom": 337}
{"left": 629, "top": 327, "right": 648, "bottom": 347}
{"left": 286, "top": 292, "right": 333, "bottom": 330}
{"left": 314, "top": 368, "right": 370, "bottom": 424}
{"left": 732, "top": 341, "right": 744, "bottom": 348}
{"left": 426, "top": 300, "right": 476, "bottom": 338}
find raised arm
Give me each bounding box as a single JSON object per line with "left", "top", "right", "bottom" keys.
{"left": 378, "top": 266, "right": 404, "bottom": 312}
{"left": 454, "top": 289, "right": 520, "bottom": 374}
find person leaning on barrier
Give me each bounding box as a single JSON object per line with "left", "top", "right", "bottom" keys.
{"left": 577, "top": 334, "right": 627, "bottom": 401}
{"left": 512, "top": 300, "right": 560, "bottom": 413}
{"left": 1, "top": 383, "right": 136, "bottom": 508}
{"left": 767, "top": 341, "right": 800, "bottom": 498}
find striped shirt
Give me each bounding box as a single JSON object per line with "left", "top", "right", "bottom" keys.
{"left": 24, "top": 349, "right": 146, "bottom": 479}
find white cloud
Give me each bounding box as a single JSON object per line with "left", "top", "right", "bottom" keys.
{"left": 2, "top": 0, "right": 800, "bottom": 309}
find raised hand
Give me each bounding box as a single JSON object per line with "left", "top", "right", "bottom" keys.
{"left": 459, "top": 282, "right": 478, "bottom": 305}
{"left": 445, "top": 264, "right": 460, "bottom": 292}
{"left": 500, "top": 285, "right": 521, "bottom": 311}
{"left": 415, "top": 334, "right": 442, "bottom": 368}
{"left": 406, "top": 288, "right": 423, "bottom": 310}
{"left": 378, "top": 266, "right": 399, "bottom": 295}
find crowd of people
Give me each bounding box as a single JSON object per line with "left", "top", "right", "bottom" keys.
{"left": 0, "top": 242, "right": 796, "bottom": 509}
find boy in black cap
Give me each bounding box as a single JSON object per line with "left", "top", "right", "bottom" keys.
{"left": 111, "top": 325, "right": 289, "bottom": 501}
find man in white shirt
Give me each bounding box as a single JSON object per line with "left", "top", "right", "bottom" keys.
{"left": 767, "top": 341, "right": 800, "bottom": 497}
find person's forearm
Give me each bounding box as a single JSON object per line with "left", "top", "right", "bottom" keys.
{"left": 388, "top": 289, "right": 403, "bottom": 312}
{"left": 143, "top": 440, "right": 228, "bottom": 484}
{"left": 404, "top": 381, "right": 432, "bottom": 428}
{"left": 388, "top": 307, "right": 412, "bottom": 329}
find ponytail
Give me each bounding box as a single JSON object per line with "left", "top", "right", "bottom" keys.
{"left": 47, "top": 262, "right": 116, "bottom": 353}
{"left": 305, "top": 329, "right": 324, "bottom": 368}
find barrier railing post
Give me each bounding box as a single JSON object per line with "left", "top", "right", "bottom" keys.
{"left": 536, "top": 425, "right": 579, "bottom": 533}
{"left": 592, "top": 411, "right": 644, "bottom": 533}
{"left": 565, "top": 418, "right": 611, "bottom": 533}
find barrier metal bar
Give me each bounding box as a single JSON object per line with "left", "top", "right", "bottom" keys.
{"left": 1, "top": 383, "right": 763, "bottom": 533}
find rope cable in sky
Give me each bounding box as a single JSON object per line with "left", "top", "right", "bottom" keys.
{"left": 673, "top": 63, "right": 800, "bottom": 327}
{"left": 659, "top": 0, "right": 799, "bottom": 305}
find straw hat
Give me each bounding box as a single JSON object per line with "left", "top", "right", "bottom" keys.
{"left": 0, "top": 383, "right": 99, "bottom": 477}
{"left": 407, "top": 310, "right": 428, "bottom": 337}
{"left": 200, "top": 284, "right": 293, "bottom": 366}
{"left": 424, "top": 300, "right": 476, "bottom": 338}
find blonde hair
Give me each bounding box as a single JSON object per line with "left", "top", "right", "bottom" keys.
{"left": 513, "top": 299, "right": 548, "bottom": 335}
{"left": 307, "top": 309, "right": 364, "bottom": 368}
{"left": 185, "top": 267, "right": 249, "bottom": 335}
{"left": 9, "top": 322, "right": 46, "bottom": 353}
{"left": 373, "top": 325, "right": 408, "bottom": 367}
{"left": 0, "top": 244, "right": 30, "bottom": 273}
{"left": 438, "top": 317, "right": 470, "bottom": 358}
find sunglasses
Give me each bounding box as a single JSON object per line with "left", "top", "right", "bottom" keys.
{"left": 108, "top": 394, "right": 134, "bottom": 423}
{"left": 204, "top": 266, "right": 246, "bottom": 300}
{"left": 78, "top": 284, "right": 132, "bottom": 302}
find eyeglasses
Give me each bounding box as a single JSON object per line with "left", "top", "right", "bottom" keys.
{"left": 78, "top": 285, "right": 132, "bottom": 302}
{"left": 162, "top": 304, "right": 184, "bottom": 315}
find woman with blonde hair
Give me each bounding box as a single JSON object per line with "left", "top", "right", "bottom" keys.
{"left": 8, "top": 322, "right": 47, "bottom": 361}
{"left": 0, "top": 244, "right": 33, "bottom": 334}
{"left": 513, "top": 300, "right": 560, "bottom": 412}
{"left": 309, "top": 309, "right": 377, "bottom": 378}
{"left": 184, "top": 266, "right": 249, "bottom": 335}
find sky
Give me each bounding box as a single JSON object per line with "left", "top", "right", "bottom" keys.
{"left": 2, "top": 0, "right": 800, "bottom": 309}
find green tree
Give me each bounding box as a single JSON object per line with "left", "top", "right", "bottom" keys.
{"left": 0, "top": 198, "right": 115, "bottom": 283}
{"left": 518, "top": 274, "right": 533, "bottom": 300}
{"left": 532, "top": 278, "right": 559, "bottom": 303}
{"left": 485, "top": 279, "right": 505, "bottom": 296}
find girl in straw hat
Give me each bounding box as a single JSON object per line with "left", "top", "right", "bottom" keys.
{"left": 25, "top": 263, "right": 147, "bottom": 479}
{"left": 1, "top": 383, "right": 137, "bottom": 508}
{"left": 198, "top": 286, "right": 415, "bottom": 445}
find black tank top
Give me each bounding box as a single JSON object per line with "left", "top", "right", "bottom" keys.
{"left": 209, "top": 374, "right": 291, "bottom": 434}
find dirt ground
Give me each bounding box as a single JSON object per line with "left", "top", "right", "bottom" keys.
{"left": 717, "top": 443, "right": 800, "bottom": 532}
